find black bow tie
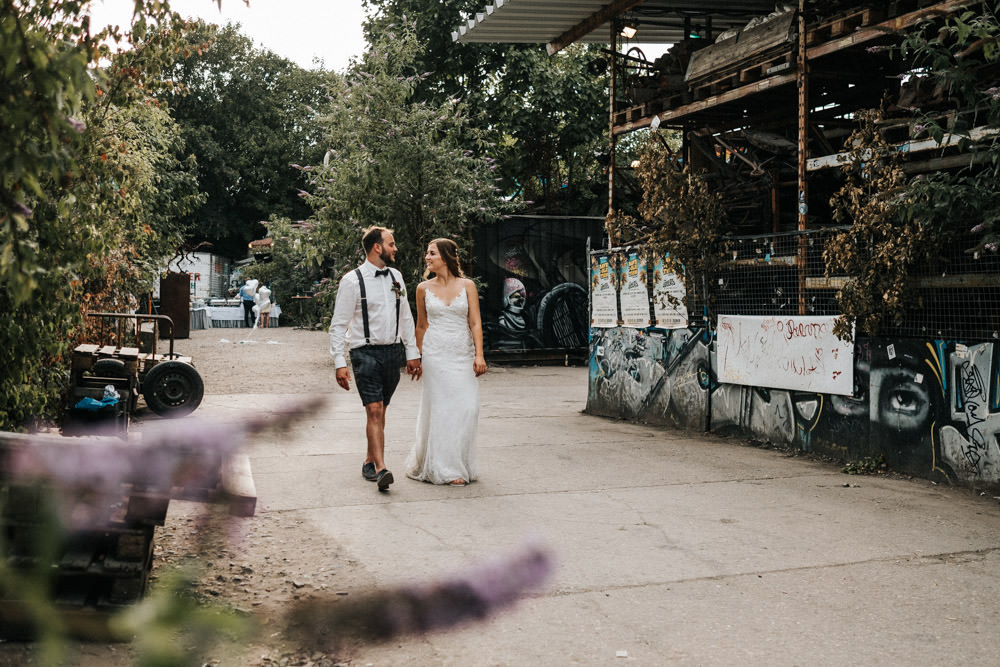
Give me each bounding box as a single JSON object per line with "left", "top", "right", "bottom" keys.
{"left": 374, "top": 268, "right": 390, "bottom": 277}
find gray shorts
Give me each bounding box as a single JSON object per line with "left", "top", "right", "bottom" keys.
{"left": 350, "top": 344, "right": 405, "bottom": 406}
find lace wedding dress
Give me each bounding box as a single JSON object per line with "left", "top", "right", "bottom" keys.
{"left": 405, "top": 287, "right": 479, "bottom": 484}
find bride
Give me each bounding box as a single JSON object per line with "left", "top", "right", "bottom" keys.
{"left": 405, "top": 238, "right": 488, "bottom": 486}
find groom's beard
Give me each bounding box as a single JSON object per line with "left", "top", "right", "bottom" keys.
{"left": 380, "top": 249, "right": 394, "bottom": 265}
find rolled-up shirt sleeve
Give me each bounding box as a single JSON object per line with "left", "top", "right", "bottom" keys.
{"left": 329, "top": 273, "right": 357, "bottom": 369}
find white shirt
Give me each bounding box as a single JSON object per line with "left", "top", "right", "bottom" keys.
{"left": 328, "top": 261, "right": 419, "bottom": 369}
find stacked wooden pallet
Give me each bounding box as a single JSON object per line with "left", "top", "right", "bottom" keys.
{"left": 0, "top": 479, "right": 162, "bottom": 639}
{"left": 0, "top": 431, "right": 256, "bottom": 640}
{"left": 805, "top": 6, "right": 886, "bottom": 46}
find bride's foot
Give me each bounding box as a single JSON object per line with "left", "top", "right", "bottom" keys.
{"left": 449, "top": 479, "right": 467, "bottom": 486}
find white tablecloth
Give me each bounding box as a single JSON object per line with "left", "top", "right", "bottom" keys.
{"left": 206, "top": 304, "right": 281, "bottom": 328}
{"left": 190, "top": 307, "right": 210, "bottom": 330}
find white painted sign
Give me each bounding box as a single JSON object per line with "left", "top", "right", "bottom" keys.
{"left": 717, "top": 314, "right": 854, "bottom": 395}
{"left": 618, "top": 250, "right": 651, "bottom": 328}
{"left": 590, "top": 253, "right": 619, "bottom": 328}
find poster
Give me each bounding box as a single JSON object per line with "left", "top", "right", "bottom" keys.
{"left": 618, "top": 249, "right": 651, "bottom": 328}
{"left": 590, "top": 252, "right": 618, "bottom": 328}
{"left": 650, "top": 255, "right": 688, "bottom": 329}
{"left": 717, "top": 314, "right": 854, "bottom": 395}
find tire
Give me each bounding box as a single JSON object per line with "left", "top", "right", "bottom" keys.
{"left": 92, "top": 358, "right": 129, "bottom": 378}
{"left": 535, "top": 282, "right": 589, "bottom": 348}
{"left": 141, "top": 361, "right": 204, "bottom": 417}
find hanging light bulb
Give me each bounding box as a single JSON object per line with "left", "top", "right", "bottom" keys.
{"left": 620, "top": 23, "right": 638, "bottom": 39}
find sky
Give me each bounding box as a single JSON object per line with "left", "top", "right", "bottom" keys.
{"left": 88, "top": 0, "right": 370, "bottom": 71}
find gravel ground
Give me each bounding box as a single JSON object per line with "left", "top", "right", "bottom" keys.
{"left": 1, "top": 325, "right": 361, "bottom": 666}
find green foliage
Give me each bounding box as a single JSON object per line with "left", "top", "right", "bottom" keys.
{"left": 0, "top": 491, "right": 68, "bottom": 663}
{"left": 897, "top": 1, "right": 1000, "bottom": 255}
{"left": 824, "top": 107, "right": 927, "bottom": 341}
{"left": 363, "top": 0, "right": 512, "bottom": 107}
{"left": 490, "top": 46, "right": 609, "bottom": 214}
{"left": 158, "top": 23, "right": 333, "bottom": 258}
{"left": 609, "top": 135, "right": 729, "bottom": 311}
{"left": 113, "top": 566, "right": 250, "bottom": 666}
{"left": 363, "top": 0, "right": 609, "bottom": 215}
{"left": 826, "top": 5, "right": 1000, "bottom": 341}
{"left": 301, "top": 24, "right": 510, "bottom": 309}
{"left": 239, "top": 217, "right": 336, "bottom": 328}
{"left": 1, "top": 2, "right": 201, "bottom": 431}
{"left": 1, "top": 1, "right": 95, "bottom": 306}
{"left": 842, "top": 455, "right": 888, "bottom": 476}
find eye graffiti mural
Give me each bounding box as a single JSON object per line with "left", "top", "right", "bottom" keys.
{"left": 588, "top": 325, "right": 1000, "bottom": 487}
{"left": 584, "top": 245, "right": 1000, "bottom": 488}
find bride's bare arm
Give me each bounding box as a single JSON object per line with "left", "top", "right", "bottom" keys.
{"left": 415, "top": 282, "right": 429, "bottom": 354}
{"left": 465, "top": 279, "right": 487, "bottom": 376}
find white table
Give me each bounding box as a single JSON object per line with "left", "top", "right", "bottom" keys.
{"left": 206, "top": 304, "right": 281, "bottom": 328}
{"left": 190, "top": 307, "right": 210, "bottom": 330}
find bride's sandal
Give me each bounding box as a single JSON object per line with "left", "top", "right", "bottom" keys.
{"left": 449, "top": 479, "right": 468, "bottom": 486}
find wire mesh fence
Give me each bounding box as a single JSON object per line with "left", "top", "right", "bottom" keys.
{"left": 697, "top": 227, "right": 1000, "bottom": 341}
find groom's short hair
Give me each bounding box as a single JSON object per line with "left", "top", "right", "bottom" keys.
{"left": 362, "top": 226, "right": 391, "bottom": 254}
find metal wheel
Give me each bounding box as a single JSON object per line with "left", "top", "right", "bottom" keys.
{"left": 141, "top": 361, "right": 204, "bottom": 417}
{"left": 92, "top": 358, "right": 128, "bottom": 378}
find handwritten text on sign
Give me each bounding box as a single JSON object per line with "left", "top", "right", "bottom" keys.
{"left": 717, "top": 315, "right": 854, "bottom": 395}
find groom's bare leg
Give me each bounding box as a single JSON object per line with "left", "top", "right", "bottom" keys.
{"left": 365, "top": 401, "right": 388, "bottom": 471}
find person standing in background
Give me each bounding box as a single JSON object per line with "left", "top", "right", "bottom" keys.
{"left": 256, "top": 283, "right": 273, "bottom": 328}
{"left": 239, "top": 279, "right": 257, "bottom": 328}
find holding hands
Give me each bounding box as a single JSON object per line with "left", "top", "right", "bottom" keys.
{"left": 335, "top": 366, "right": 352, "bottom": 391}
{"left": 473, "top": 355, "right": 487, "bottom": 377}
{"left": 407, "top": 358, "right": 422, "bottom": 380}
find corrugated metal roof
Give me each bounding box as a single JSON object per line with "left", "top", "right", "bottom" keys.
{"left": 453, "top": 0, "right": 783, "bottom": 48}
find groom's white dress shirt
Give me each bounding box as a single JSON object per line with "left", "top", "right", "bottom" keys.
{"left": 328, "top": 260, "right": 419, "bottom": 369}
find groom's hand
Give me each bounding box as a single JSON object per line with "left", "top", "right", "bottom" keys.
{"left": 406, "top": 359, "right": 422, "bottom": 381}
{"left": 335, "top": 367, "right": 351, "bottom": 391}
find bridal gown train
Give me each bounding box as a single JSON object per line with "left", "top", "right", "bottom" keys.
{"left": 405, "top": 287, "right": 479, "bottom": 484}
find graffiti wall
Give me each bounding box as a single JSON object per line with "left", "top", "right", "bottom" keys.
{"left": 588, "top": 327, "right": 711, "bottom": 431}
{"left": 587, "top": 329, "right": 1000, "bottom": 488}
{"left": 475, "top": 216, "right": 606, "bottom": 352}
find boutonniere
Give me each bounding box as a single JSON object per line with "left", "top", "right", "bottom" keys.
{"left": 391, "top": 279, "right": 404, "bottom": 298}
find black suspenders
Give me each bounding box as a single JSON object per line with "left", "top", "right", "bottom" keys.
{"left": 355, "top": 268, "right": 401, "bottom": 346}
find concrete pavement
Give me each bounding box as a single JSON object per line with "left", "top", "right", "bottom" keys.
{"left": 204, "top": 362, "right": 1000, "bottom": 666}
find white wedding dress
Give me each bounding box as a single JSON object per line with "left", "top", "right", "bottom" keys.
{"left": 405, "top": 287, "right": 479, "bottom": 484}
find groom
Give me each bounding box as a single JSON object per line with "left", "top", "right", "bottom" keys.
{"left": 329, "top": 227, "right": 422, "bottom": 492}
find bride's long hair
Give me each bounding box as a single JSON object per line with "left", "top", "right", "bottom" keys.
{"left": 424, "top": 238, "right": 464, "bottom": 279}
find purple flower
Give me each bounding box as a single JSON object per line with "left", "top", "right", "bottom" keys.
{"left": 6, "top": 399, "right": 325, "bottom": 530}
{"left": 287, "top": 540, "right": 552, "bottom": 646}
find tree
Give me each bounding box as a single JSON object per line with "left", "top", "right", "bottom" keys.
{"left": 159, "top": 22, "right": 332, "bottom": 258}
{"left": 824, "top": 4, "right": 1000, "bottom": 339}
{"left": 363, "top": 0, "right": 609, "bottom": 215}
{"left": 489, "top": 46, "right": 609, "bottom": 214}
{"left": 609, "top": 134, "right": 730, "bottom": 314}
{"left": 0, "top": 1, "right": 201, "bottom": 430}
{"left": 298, "top": 23, "right": 509, "bottom": 306}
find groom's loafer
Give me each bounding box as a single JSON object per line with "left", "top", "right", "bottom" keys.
{"left": 362, "top": 461, "right": 377, "bottom": 482}
{"left": 376, "top": 469, "right": 394, "bottom": 492}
